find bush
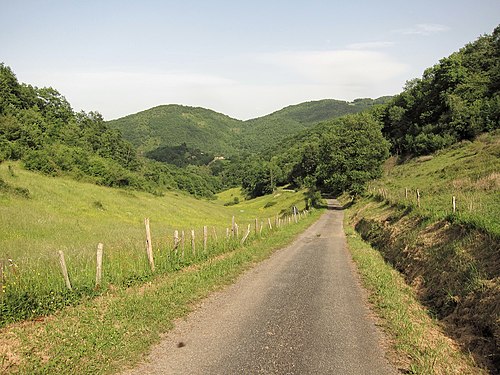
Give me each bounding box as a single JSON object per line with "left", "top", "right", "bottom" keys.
{"left": 264, "top": 201, "right": 276, "bottom": 208}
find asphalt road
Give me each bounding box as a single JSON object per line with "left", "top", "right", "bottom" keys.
{"left": 124, "top": 200, "right": 396, "bottom": 374}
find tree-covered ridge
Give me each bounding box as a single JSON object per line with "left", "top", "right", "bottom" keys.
{"left": 0, "top": 64, "right": 221, "bottom": 198}
{"left": 107, "top": 97, "right": 392, "bottom": 159}
{"left": 236, "top": 110, "right": 390, "bottom": 201}
{"left": 240, "top": 97, "right": 391, "bottom": 153}
{"left": 381, "top": 25, "right": 500, "bottom": 155}
{"left": 107, "top": 104, "right": 244, "bottom": 156}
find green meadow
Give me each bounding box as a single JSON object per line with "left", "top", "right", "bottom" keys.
{"left": 0, "top": 162, "right": 310, "bottom": 326}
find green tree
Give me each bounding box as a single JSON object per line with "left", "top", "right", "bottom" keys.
{"left": 316, "top": 113, "right": 389, "bottom": 196}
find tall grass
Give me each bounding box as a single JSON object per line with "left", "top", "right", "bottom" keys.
{"left": 368, "top": 132, "right": 500, "bottom": 236}
{"left": 343, "top": 207, "right": 484, "bottom": 374}
{"left": 0, "top": 162, "right": 310, "bottom": 326}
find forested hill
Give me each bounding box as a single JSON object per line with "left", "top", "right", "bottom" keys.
{"left": 240, "top": 97, "right": 391, "bottom": 152}
{"left": 106, "top": 105, "right": 244, "bottom": 156}
{"left": 107, "top": 97, "right": 391, "bottom": 157}
{"left": 0, "top": 64, "right": 224, "bottom": 198}
{"left": 381, "top": 25, "right": 499, "bottom": 155}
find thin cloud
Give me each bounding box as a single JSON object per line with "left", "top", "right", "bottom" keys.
{"left": 396, "top": 23, "right": 450, "bottom": 36}
{"left": 258, "top": 50, "right": 409, "bottom": 86}
{"left": 347, "top": 41, "right": 395, "bottom": 50}
{"left": 20, "top": 52, "right": 409, "bottom": 120}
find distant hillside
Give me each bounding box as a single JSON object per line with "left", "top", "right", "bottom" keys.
{"left": 0, "top": 64, "right": 222, "bottom": 198}
{"left": 108, "top": 97, "right": 391, "bottom": 158}
{"left": 240, "top": 97, "right": 391, "bottom": 152}
{"left": 107, "top": 105, "right": 244, "bottom": 156}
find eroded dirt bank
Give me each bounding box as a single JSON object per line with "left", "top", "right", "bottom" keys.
{"left": 350, "top": 200, "right": 499, "bottom": 374}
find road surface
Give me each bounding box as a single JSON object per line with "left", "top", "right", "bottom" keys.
{"left": 124, "top": 200, "right": 396, "bottom": 374}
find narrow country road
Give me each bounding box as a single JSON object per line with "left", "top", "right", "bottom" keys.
{"left": 123, "top": 200, "right": 396, "bottom": 375}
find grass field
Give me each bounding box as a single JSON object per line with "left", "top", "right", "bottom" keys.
{"left": 0, "top": 162, "right": 310, "bottom": 326}
{"left": 368, "top": 131, "right": 499, "bottom": 236}
{"left": 0, "top": 204, "right": 322, "bottom": 374}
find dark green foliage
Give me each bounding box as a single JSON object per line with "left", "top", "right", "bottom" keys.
{"left": 0, "top": 176, "right": 30, "bottom": 198}
{"left": 107, "top": 97, "right": 392, "bottom": 158}
{"left": 239, "top": 97, "right": 391, "bottom": 153}
{"left": 107, "top": 104, "right": 244, "bottom": 156}
{"left": 304, "top": 187, "right": 322, "bottom": 209}
{"left": 264, "top": 201, "right": 276, "bottom": 208}
{"left": 268, "top": 112, "right": 389, "bottom": 197}
{"left": 0, "top": 63, "right": 221, "bottom": 198}
{"left": 381, "top": 25, "right": 500, "bottom": 155}
{"left": 224, "top": 196, "right": 240, "bottom": 206}
{"left": 316, "top": 113, "right": 390, "bottom": 195}
{"left": 241, "top": 157, "right": 273, "bottom": 198}
{"left": 146, "top": 142, "right": 214, "bottom": 167}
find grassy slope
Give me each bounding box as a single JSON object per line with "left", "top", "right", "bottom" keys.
{"left": 343, "top": 211, "right": 482, "bottom": 374}
{"left": 0, "top": 163, "right": 304, "bottom": 256}
{"left": 0, "top": 203, "right": 321, "bottom": 374}
{"left": 344, "top": 131, "right": 499, "bottom": 373}
{"left": 0, "top": 162, "right": 309, "bottom": 323}
{"left": 369, "top": 131, "right": 500, "bottom": 235}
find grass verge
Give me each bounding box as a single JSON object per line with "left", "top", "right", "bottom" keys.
{"left": 0, "top": 207, "right": 322, "bottom": 374}
{"left": 343, "top": 203, "right": 485, "bottom": 375}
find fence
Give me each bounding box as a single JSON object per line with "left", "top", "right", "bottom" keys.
{"left": 0, "top": 209, "right": 312, "bottom": 304}
{"left": 372, "top": 186, "right": 481, "bottom": 215}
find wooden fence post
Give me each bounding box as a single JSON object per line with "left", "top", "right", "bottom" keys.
{"left": 416, "top": 189, "right": 421, "bottom": 208}
{"left": 231, "top": 216, "right": 236, "bottom": 238}
{"left": 235, "top": 223, "right": 239, "bottom": 238}
{"left": 212, "top": 227, "right": 218, "bottom": 242}
{"left": 58, "top": 250, "right": 72, "bottom": 290}
{"left": 0, "top": 260, "right": 4, "bottom": 297}
{"left": 226, "top": 227, "right": 230, "bottom": 239}
{"left": 191, "top": 229, "right": 196, "bottom": 255}
{"left": 241, "top": 224, "right": 251, "bottom": 244}
{"left": 405, "top": 188, "right": 408, "bottom": 199}
{"left": 203, "top": 226, "right": 208, "bottom": 253}
{"left": 145, "top": 218, "right": 155, "bottom": 272}
{"left": 260, "top": 222, "right": 264, "bottom": 235}
{"left": 181, "top": 230, "right": 185, "bottom": 258}
{"left": 95, "top": 243, "right": 103, "bottom": 289}
{"left": 452, "top": 196, "right": 456, "bottom": 213}
{"left": 173, "top": 230, "right": 179, "bottom": 253}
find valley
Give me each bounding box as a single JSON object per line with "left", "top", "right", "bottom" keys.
{"left": 0, "top": 22, "right": 499, "bottom": 375}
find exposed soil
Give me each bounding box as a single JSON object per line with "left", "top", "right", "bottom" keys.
{"left": 353, "top": 204, "right": 500, "bottom": 374}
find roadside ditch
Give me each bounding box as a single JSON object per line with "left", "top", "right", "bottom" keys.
{"left": 349, "top": 199, "right": 499, "bottom": 374}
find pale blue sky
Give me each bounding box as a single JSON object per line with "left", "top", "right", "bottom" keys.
{"left": 1, "top": 0, "right": 498, "bottom": 120}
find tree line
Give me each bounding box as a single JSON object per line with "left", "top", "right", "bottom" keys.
{"left": 0, "top": 64, "right": 221, "bottom": 198}
{"left": 1, "top": 25, "right": 498, "bottom": 201}
{"left": 381, "top": 25, "right": 500, "bottom": 155}
{"left": 235, "top": 25, "right": 499, "bottom": 199}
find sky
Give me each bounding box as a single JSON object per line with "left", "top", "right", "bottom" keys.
{"left": 1, "top": 0, "right": 499, "bottom": 121}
